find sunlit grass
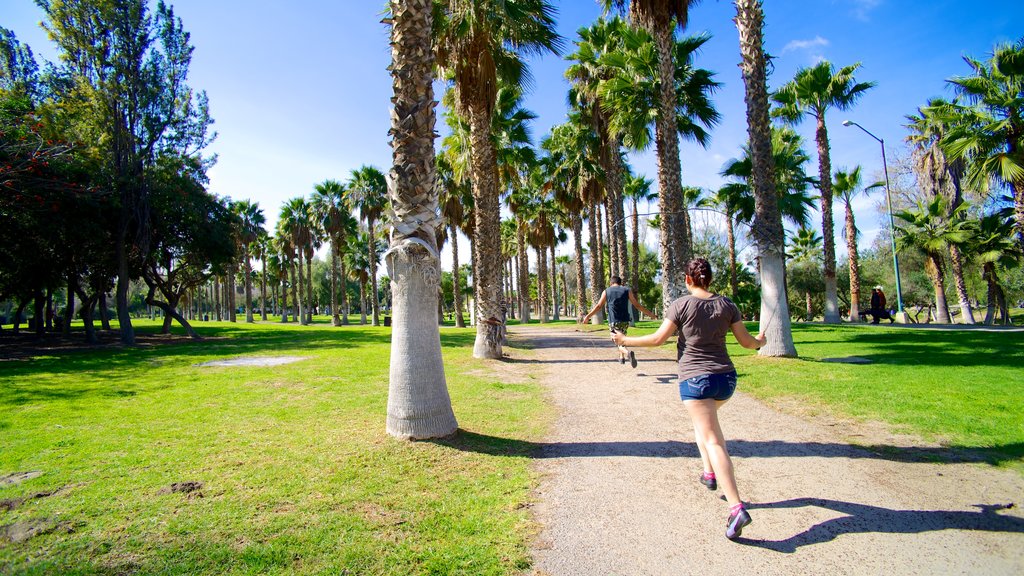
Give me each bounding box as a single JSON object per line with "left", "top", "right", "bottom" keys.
{"left": 0, "top": 318, "right": 547, "bottom": 575}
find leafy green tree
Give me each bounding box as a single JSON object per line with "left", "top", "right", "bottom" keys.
{"left": 39, "top": 0, "right": 215, "bottom": 344}
{"left": 773, "top": 60, "right": 874, "bottom": 324}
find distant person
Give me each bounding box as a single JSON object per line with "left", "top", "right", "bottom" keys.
{"left": 611, "top": 258, "right": 765, "bottom": 540}
{"left": 870, "top": 285, "right": 893, "bottom": 324}
{"left": 580, "top": 276, "right": 655, "bottom": 368}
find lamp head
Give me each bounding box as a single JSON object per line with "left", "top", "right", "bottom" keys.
{"left": 842, "top": 120, "right": 853, "bottom": 127}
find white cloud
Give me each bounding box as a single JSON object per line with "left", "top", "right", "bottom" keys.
{"left": 850, "top": 0, "right": 882, "bottom": 22}
{"left": 781, "top": 36, "right": 829, "bottom": 54}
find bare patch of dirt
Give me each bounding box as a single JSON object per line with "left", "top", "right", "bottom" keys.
{"left": 157, "top": 481, "right": 204, "bottom": 499}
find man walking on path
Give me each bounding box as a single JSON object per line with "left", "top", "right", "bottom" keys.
{"left": 580, "top": 276, "right": 655, "bottom": 367}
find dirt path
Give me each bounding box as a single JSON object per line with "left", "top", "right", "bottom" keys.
{"left": 508, "top": 324, "right": 1024, "bottom": 576}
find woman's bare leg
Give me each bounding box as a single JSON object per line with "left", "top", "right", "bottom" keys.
{"left": 685, "top": 398, "right": 740, "bottom": 506}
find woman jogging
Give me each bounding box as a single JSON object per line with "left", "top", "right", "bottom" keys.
{"left": 611, "top": 258, "right": 765, "bottom": 540}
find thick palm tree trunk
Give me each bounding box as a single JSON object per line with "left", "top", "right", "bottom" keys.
{"left": 331, "top": 245, "right": 340, "bottom": 326}
{"left": 293, "top": 258, "right": 303, "bottom": 323}
{"left": 736, "top": 0, "right": 797, "bottom": 356}
{"left": 359, "top": 279, "right": 367, "bottom": 324}
{"left": 384, "top": 0, "right": 457, "bottom": 439}
{"left": 814, "top": 115, "right": 841, "bottom": 323}
{"left": 947, "top": 244, "right": 974, "bottom": 324}
{"left": 550, "top": 243, "right": 559, "bottom": 321}
{"left": 927, "top": 254, "right": 951, "bottom": 323}
{"left": 468, "top": 105, "right": 504, "bottom": 359}
{"left": 536, "top": 245, "right": 548, "bottom": 323}
{"left": 650, "top": 21, "right": 689, "bottom": 311}
{"left": 845, "top": 203, "right": 861, "bottom": 321}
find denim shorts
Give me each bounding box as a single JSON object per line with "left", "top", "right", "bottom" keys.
{"left": 679, "top": 371, "right": 738, "bottom": 401}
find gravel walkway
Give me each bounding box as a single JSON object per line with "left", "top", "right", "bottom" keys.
{"left": 508, "top": 324, "right": 1024, "bottom": 576}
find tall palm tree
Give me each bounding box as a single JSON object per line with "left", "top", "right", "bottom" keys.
{"left": 623, "top": 172, "right": 656, "bottom": 301}
{"left": 734, "top": 0, "right": 796, "bottom": 356}
{"left": 231, "top": 200, "right": 265, "bottom": 323}
{"left": 788, "top": 226, "right": 823, "bottom": 321}
{"left": 311, "top": 179, "right": 357, "bottom": 326}
{"left": 251, "top": 230, "right": 270, "bottom": 320}
{"left": 941, "top": 38, "right": 1024, "bottom": 247}
{"left": 906, "top": 103, "right": 976, "bottom": 324}
{"left": 383, "top": 0, "right": 457, "bottom": 439}
{"left": 971, "top": 209, "right": 1020, "bottom": 325}
{"left": 603, "top": 0, "right": 700, "bottom": 308}
{"left": 434, "top": 0, "right": 561, "bottom": 358}
{"left": 436, "top": 154, "right": 472, "bottom": 328}
{"left": 598, "top": 22, "right": 721, "bottom": 309}
{"left": 832, "top": 166, "right": 867, "bottom": 321}
{"left": 346, "top": 165, "right": 389, "bottom": 326}
{"left": 280, "top": 197, "right": 312, "bottom": 325}
{"left": 773, "top": 60, "right": 874, "bottom": 324}
{"left": 895, "top": 196, "right": 972, "bottom": 324}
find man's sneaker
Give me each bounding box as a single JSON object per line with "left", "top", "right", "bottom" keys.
{"left": 725, "top": 506, "right": 752, "bottom": 540}
{"left": 629, "top": 351, "right": 637, "bottom": 368}
{"left": 699, "top": 472, "right": 717, "bottom": 491}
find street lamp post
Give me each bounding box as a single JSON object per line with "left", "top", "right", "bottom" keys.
{"left": 842, "top": 119, "right": 905, "bottom": 321}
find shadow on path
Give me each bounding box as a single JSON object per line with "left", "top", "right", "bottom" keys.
{"left": 736, "top": 498, "right": 1024, "bottom": 552}
{"left": 435, "top": 431, "right": 1024, "bottom": 468}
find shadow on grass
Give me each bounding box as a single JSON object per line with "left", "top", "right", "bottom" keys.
{"left": 436, "top": 431, "right": 1024, "bottom": 468}
{"left": 736, "top": 498, "right": 1024, "bottom": 551}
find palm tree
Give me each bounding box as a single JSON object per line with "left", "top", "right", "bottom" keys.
{"left": 231, "top": 200, "right": 265, "bottom": 323}
{"left": 597, "top": 21, "right": 721, "bottom": 309}
{"left": 384, "top": 0, "right": 457, "bottom": 439}
{"left": 346, "top": 230, "right": 371, "bottom": 325}
{"left": 972, "top": 209, "right": 1020, "bottom": 325}
{"left": 734, "top": 0, "right": 797, "bottom": 356}
{"left": 251, "top": 230, "right": 270, "bottom": 320}
{"left": 788, "top": 226, "right": 823, "bottom": 321}
{"left": 311, "top": 179, "right": 357, "bottom": 326}
{"left": 895, "top": 196, "right": 972, "bottom": 324}
{"left": 603, "top": 0, "right": 701, "bottom": 308}
{"left": 434, "top": 0, "right": 561, "bottom": 358}
{"left": 280, "top": 197, "right": 312, "bottom": 325}
{"left": 623, "top": 172, "right": 656, "bottom": 301}
{"left": 905, "top": 102, "right": 976, "bottom": 324}
{"left": 941, "top": 38, "right": 1024, "bottom": 247}
{"left": 436, "top": 154, "right": 472, "bottom": 328}
{"left": 832, "top": 166, "right": 866, "bottom": 321}
{"left": 773, "top": 60, "right": 874, "bottom": 323}
{"left": 346, "top": 165, "right": 388, "bottom": 326}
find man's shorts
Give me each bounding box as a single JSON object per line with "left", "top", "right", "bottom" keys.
{"left": 679, "top": 371, "right": 738, "bottom": 401}
{"left": 609, "top": 321, "right": 630, "bottom": 334}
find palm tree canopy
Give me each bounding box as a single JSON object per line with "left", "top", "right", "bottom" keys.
{"left": 346, "top": 165, "right": 389, "bottom": 225}
{"left": 601, "top": 0, "right": 697, "bottom": 33}
{"left": 895, "top": 195, "right": 973, "bottom": 255}
{"left": 434, "top": 0, "right": 563, "bottom": 118}
{"left": 833, "top": 165, "right": 863, "bottom": 203}
{"left": 772, "top": 60, "right": 875, "bottom": 122}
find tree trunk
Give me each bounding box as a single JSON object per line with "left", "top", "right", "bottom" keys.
{"left": 805, "top": 291, "right": 813, "bottom": 321}
{"left": 368, "top": 218, "right": 380, "bottom": 326}
{"left": 947, "top": 244, "right": 974, "bottom": 324}
{"left": 467, "top": 101, "right": 504, "bottom": 359}
{"left": 295, "top": 255, "right": 305, "bottom": 324}
{"left": 306, "top": 254, "right": 314, "bottom": 324}
{"left": 814, "top": 114, "right": 840, "bottom": 323}
{"left": 451, "top": 223, "right": 465, "bottom": 328}
{"left": 573, "top": 213, "right": 587, "bottom": 319}
{"left": 261, "top": 257, "right": 268, "bottom": 321}
{"left": 64, "top": 276, "right": 76, "bottom": 337}
{"left": 587, "top": 202, "right": 604, "bottom": 324}
{"left": 631, "top": 198, "right": 641, "bottom": 298}
{"left": 340, "top": 257, "right": 350, "bottom": 324}
{"left": 536, "top": 245, "right": 548, "bottom": 323}
{"left": 927, "top": 253, "right": 951, "bottom": 323}
{"left": 359, "top": 279, "right": 367, "bottom": 324}
{"left": 550, "top": 243, "right": 559, "bottom": 321}
{"left": 115, "top": 236, "right": 135, "bottom": 344}
{"left": 735, "top": 0, "right": 797, "bottom": 356}
{"left": 651, "top": 19, "right": 689, "bottom": 311}
{"left": 516, "top": 217, "right": 530, "bottom": 324}
{"left": 845, "top": 203, "right": 861, "bottom": 321}
{"left": 244, "top": 245, "right": 254, "bottom": 322}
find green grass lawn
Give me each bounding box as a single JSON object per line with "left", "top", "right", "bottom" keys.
{"left": 1, "top": 318, "right": 547, "bottom": 575}
{"left": 2, "top": 318, "right": 1022, "bottom": 574}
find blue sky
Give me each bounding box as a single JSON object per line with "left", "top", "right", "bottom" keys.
{"left": 4, "top": 0, "right": 1022, "bottom": 265}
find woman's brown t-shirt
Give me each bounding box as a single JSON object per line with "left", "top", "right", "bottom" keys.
{"left": 666, "top": 294, "right": 741, "bottom": 380}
